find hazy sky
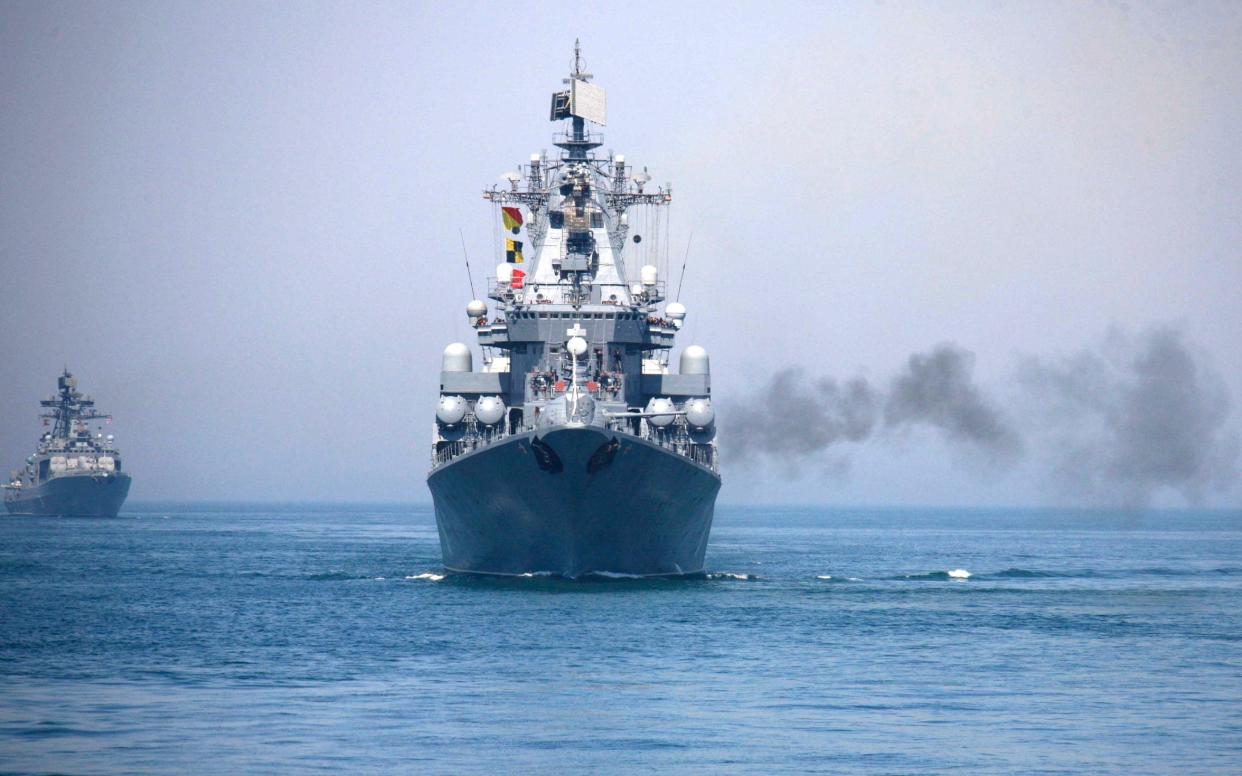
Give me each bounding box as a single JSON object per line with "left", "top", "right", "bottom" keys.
{"left": 2, "top": 1, "right": 1239, "bottom": 506}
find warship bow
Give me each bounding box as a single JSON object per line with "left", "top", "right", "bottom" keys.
{"left": 426, "top": 45, "right": 720, "bottom": 577}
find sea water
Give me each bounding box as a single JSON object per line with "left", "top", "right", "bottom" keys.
{"left": 1, "top": 504, "right": 1240, "bottom": 774}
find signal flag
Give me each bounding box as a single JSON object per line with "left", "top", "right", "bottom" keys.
{"left": 502, "top": 207, "right": 523, "bottom": 234}
{"left": 505, "top": 239, "right": 524, "bottom": 264}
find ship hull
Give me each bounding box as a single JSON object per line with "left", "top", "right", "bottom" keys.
{"left": 427, "top": 426, "right": 720, "bottom": 578}
{"left": 4, "top": 473, "right": 131, "bottom": 517}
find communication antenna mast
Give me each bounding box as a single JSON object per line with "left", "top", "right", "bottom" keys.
{"left": 459, "top": 228, "right": 476, "bottom": 298}
{"left": 675, "top": 233, "right": 693, "bottom": 302}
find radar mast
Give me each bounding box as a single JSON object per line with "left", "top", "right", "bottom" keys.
{"left": 41, "top": 369, "right": 111, "bottom": 440}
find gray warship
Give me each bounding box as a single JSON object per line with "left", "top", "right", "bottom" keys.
{"left": 4, "top": 370, "right": 131, "bottom": 517}
{"left": 426, "top": 46, "right": 720, "bottom": 578}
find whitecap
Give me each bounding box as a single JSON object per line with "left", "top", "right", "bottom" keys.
{"left": 708, "top": 572, "right": 759, "bottom": 581}
{"left": 948, "top": 568, "right": 972, "bottom": 580}
{"left": 405, "top": 572, "right": 445, "bottom": 582}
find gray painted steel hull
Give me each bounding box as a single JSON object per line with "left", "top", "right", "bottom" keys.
{"left": 4, "top": 473, "right": 131, "bottom": 517}
{"left": 427, "top": 426, "right": 720, "bottom": 578}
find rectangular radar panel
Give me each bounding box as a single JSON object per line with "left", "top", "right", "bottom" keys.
{"left": 570, "top": 79, "right": 606, "bottom": 126}
{"left": 550, "top": 90, "right": 571, "bottom": 121}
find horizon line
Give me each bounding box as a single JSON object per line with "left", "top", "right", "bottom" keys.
{"left": 117, "top": 499, "right": 1242, "bottom": 514}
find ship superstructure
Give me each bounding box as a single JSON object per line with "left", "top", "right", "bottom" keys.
{"left": 426, "top": 45, "right": 720, "bottom": 577}
{"left": 4, "top": 370, "right": 132, "bottom": 517}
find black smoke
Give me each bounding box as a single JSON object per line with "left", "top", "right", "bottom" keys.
{"left": 725, "top": 327, "right": 1238, "bottom": 506}
{"left": 1017, "top": 325, "right": 1239, "bottom": 507}
{"left": 727, "top": 343, "right": 1019, "bottom": 468}
{"left": 884, "top": 346, "right": 1023, "bottom": 464}
{"left": 727, "top": 370, "right": 879, "bottom": 460}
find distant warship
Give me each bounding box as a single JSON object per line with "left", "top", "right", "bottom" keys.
{"left": 427, "top": 45, "right": 720, "bottom": 577}
{"left": 4, "top": 370, "right": 131, "bottom": 517}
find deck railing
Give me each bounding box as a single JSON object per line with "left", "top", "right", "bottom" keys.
{"left": 430, "top": 409, "right": 718, "bottom": 473}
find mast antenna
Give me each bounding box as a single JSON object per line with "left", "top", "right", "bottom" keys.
{"left": 675, "top": 233, "right": 693, "bottom": 302}
{"left": 459, "top": 228, "right": 476, "bottom": 298}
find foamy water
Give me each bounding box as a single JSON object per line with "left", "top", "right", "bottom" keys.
{"left": 405, "top": 572, "right": 445, "bottom": 582}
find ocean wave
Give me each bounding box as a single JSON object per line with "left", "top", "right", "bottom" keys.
{"left": 706, "top": 572, "right": 760, "bottom": 581}
{"left": 306, "top": 571, "right": 362, "bottom": 581}
{"left": 1131, "top": 566, "right": 1242, "bottom": 577}
{"left": 994, "top": 568, "right": 1059, "bottom": 578}
{"left": 892, "top": 569, "right": 972, "bottom": 581}
{"left": 405, "top": 572, "right": 445, "bottom": 582}
{"left": 815, "top": 575, "right": 863, "bottom": 582}
{"left": 991, "top": 567, "right": 1242, "bottom": 579}
{"left": 982, "top": 568, "right": 1124, "bottom": 580}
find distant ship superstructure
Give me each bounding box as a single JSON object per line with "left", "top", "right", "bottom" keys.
{"left": 4, "top": 370, "right": 132, "bottom": 517}
{"left": 426, "top": 45, "right": 720, "bottom": 577}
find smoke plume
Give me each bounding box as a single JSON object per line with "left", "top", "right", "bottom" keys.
{"left": 727, "top": 343, "right": 1019, "bottom": 468}
{"left": 725, "top": 327, "right": 1238, "bottom": 506}
{"left": 884, "top": 346, "right": 1023, "bottom": 464}
{"left": 1017, "top": 325, "right": 1239, "bottom": 507}
{"left": 727, "top": 370, "right": 880, "bottom": 474}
